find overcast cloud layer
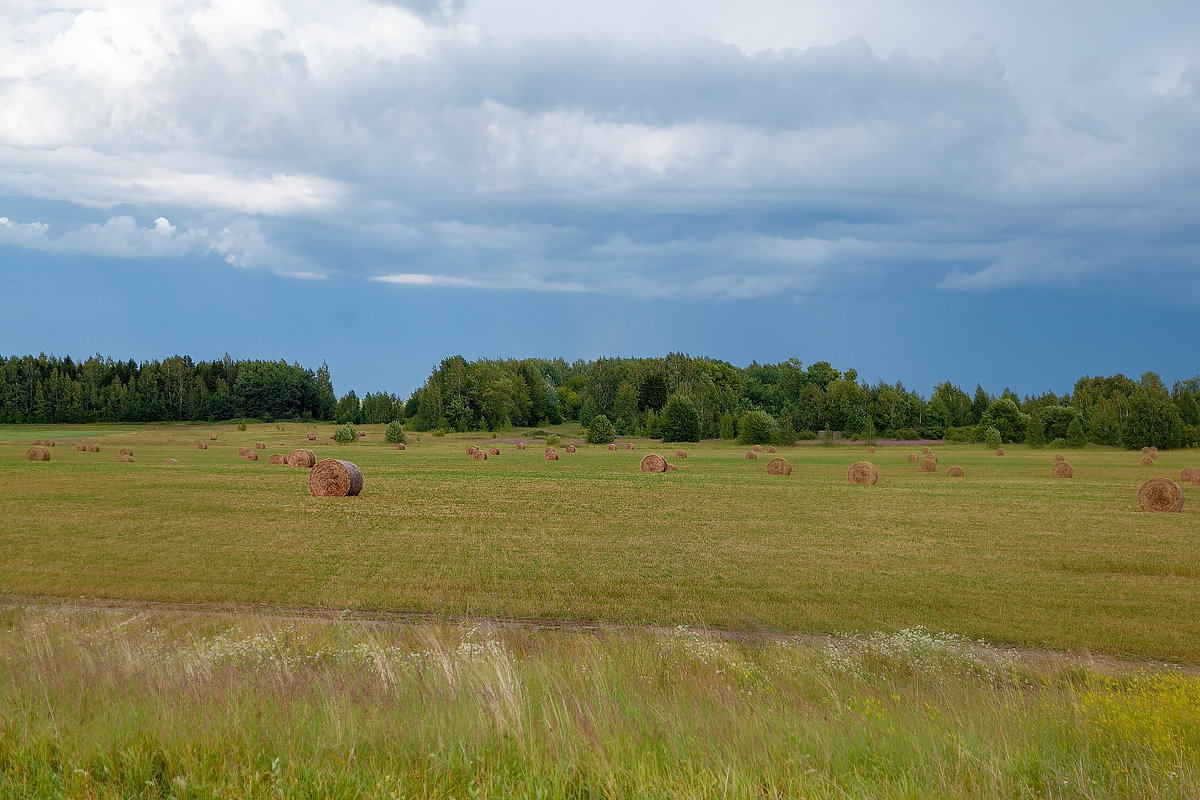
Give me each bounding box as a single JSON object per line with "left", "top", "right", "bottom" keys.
{"left": 1, "top": 0, "right": 1197, "bottom": 393}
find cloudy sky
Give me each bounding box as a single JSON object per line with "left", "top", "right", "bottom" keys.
{"left": 2, "top": 0, "right": 1197, "bottom": 398}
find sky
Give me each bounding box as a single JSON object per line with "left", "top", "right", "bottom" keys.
{"left": 1, "top": 0, "right": 1198, "bottom": 399}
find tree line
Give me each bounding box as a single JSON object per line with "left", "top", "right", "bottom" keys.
{"left": 2, "top": 352, "right": 1197, "bottom": 449}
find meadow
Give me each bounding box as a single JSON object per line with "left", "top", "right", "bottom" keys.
{"left": 2, "top": 424, "right": 1199, "bottom": 798}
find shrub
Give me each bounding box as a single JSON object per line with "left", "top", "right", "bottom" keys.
{"left": 432, "top": 429, "right": 447, "bottom": 437}
{"left": 738, "top": 410, "right": 780, "bottom": 446}
{"left": 530, "top": 429, "right": 549, "bottom": 438}
{"left": 660, "top": 394, "right": 701, "bottom": 443}
{"left": 237, "top": 422, "right": 247, "bottom": 432}
{"left": 1065, "top": 417, "right": 1086, "bottom": 448}
{"left": 889, "top": 427, "right": 921, "bottom": 442}
{"left": 384, "top": 420, "right": 406, "bottom": 444}
{"left": 984, "top": 426, "right": 1002, "bottom": 450}
{"left": 1049, "top": 437, "right": 1067, "bottom": 449}
{"left": 586, "top": 414, "right": 615, "bottom": 444}
{"left": 945, "top": 425, "right": 979, "bottom": 443}
{"left": 546, "top": 434, "right": 561, "bottom": 446}
{"left": 794, "top": 429, "right": 817, "bottom": 441}
{"left": 333, "top": 424, "right": 358, "bottom": 444}
{"left": 859, "top": 418, "right": 878, "bottom": 447}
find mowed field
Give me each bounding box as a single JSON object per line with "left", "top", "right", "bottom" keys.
{"left": 2, "top": 423, "right": 1199, "bottom": 662}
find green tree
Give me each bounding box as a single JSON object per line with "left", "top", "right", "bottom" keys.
{"left": 1122, "top": 387, "right": 1184, "bottom": 449}
{"left": 1065, "top": 417, "right": 1086, "bottom": 448}
{"left": 333, "top": 423, "right": 358, "bottom": 443}
{"left": 737, "top": 409, "right": 779, "bottom": 445}
{"left": 384, "top": 420, "right": 406, "bottom": 444}
{"left": 980, "top": 398, "right": 1027, "bottom": 443}
{"left": 334, "top": 391, "right": 361, "bottom": 425}
{"left": 984, "top": 426, "right": 1002, "bottom": 450}
{"left": 659, "top": 394, "right": 701, "bottom": 443}
{"left": 1025, "top": 407, "right": 1046, "bottom": 449}
{"left": 586, "top": 414, "right": 615, "bottom": 444}
{"left": 718, "top": 412, "right": 736, "bottom": 440}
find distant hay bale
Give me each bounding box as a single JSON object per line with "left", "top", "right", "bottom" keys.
{"left": 87, "top": 445, "right": 100, "bottom": 453}
{"left": 268, "top": 454, "right": 287, "bottom": 465}
{"left": 624, "top": 443, "right": 635, "bottom": 450}
{"left": 1138, "top": 478, "right": 1184, "bottom": 513}
{"left": 1140, "top": 456, "right": 1154, "bottom": 467}
{"left": 665, "top": 463, "right": 677, "bottom": 471}
{"left": 209, "top": 435, "right": 217, "bottom": 441}
{"left": 766, "top": 457, "right": 792, "bottom": 476}
{"left": 906, "top": 453, "right": 918, "bottom": 463}
{"left": 196, "top": 442, "right": 207, "bottom": 450}
{"left": 866, "top": 446, "right": 875, "bottom": 453}
{"left": 472, "top": 450, "right": 488, "bottom": 461}
{"left": 995, "top": 448, "right": 1005, "bottom": 456}
{"left": 237, "top": 447, "right": 250, "bottom": 457}
{"left": 640, "top": 453, "right": 667, "bottom": 472}
{"left": 308, "top": 433, "right": 317, "bottom": 442}
{"left": 848, "top": 461, "right": 879, "bottom": 485}
{"left": 43, "top": 440, "right": 55, "bottom": 447}
{"left": 766, "top": 445, "right": 776, "bottom": 454}
{"left": 254, "top": 442, "right": 266, "bottom": 450}
{"left": 467, "top": 446, "right": 479, "bottom": 455}
{"left": 395, "top": 443, "right": 405, "bottom": 451}
{"left": 115, "top": 454, "right": 133, "bottom": 463}
{"left": 309, "top": 459, "right": 363, "bottom": 497}
{"left": 1141, "top": 446, "right": 1151, "bottom": 455}
{"left": 163, "top": 458, "right": 179, "bottom": 465}
{"left": 244, "top": 452, "right": 259, "bottom": 461}
{"left": 921, "top": 447, "right": 932, "bottom": 455}
{"left": 287, "top": 449, "right": 317, "bottom": 469}
{"left": 745, "top": 451, "right": 758, "bottom": 460}
{"left": 752, "top": 444, "right": 762, "bottom": 452}
{"left": 1179, "top": 467, "right": 1199, "bottom": 485}
{"left": 488, "top": 448, "right": 500, "bottom": 456}
{"left": 565, "top": 445, "right": 576, "bottom": 453}
{"left": 1150, "top": 447, "right": 1159, "bottom": 460}
{"left": 24, "top": 446, "right": 50, "bottom": 462}
{"left": 1052, "top": 453, "right": 1065, "bottom": 463}
{"left": 33, "top": 440, "right": 43, "bottom": 446}
{"left": 329, "top": 434, "right": 335, "bottom": 440}
{"left": 516, "top": 443, "right": 527, "bottom": 450}
{"left": 1051, "top": 461, "right": 1074, "bottom": 478}
{"left": 119, "top": 448, "right": 134, "bottom": 457}
{"left": 918, "top": 458, "right": 937, "bottom": 473}
{"left": 545, "top": 449, "right": 559, "bottom": 461}
{"left": 607, "top": 443, "right": 617, "bottom": 451}
{"left": 358, "top": 431, "right": 366, "bottom": 438}
{"left": 675, "top": 450, "right": 687, "bottom": 459}
{"left": 74, "top": 443, "right": 86, "bottom": 451}
{"left": 947, "top": 466, "right": 965, "bottom": 478}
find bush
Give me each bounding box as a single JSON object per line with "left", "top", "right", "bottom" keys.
{"left": 432, "top": 429, "right": 447, "bottom": 437}
{"left": 1065, "top": 417, "right": 1086, "bottom": 448}
{"left": 794, "top": 429, "right": 817, "bottom": 441}
{"left": 384, "top": 420, "right": 406, "bottom": 444}
{"left": 237, "top": 422, "right": 247, "bottom": 432}
{"left": 586, "top": 414, "right": 615, "bottom": 445}
{"left": 333, "top": 424, "right": 358, "bottom": 443}
{"left": 944, "top": 425, "right": 979, "bottom": 443}
{"left": 545, "top": 434, "right": 561, "bottom": 446}
{"left": 859, "top": 418, "right": 878, "bottom": 447}
{"left": 660, "top": 394, "right": 701, "bottom": 443}
{"left": 984, "top": 426, "right": 1002, "bottom": 450}
{"left": 738, "top": 410, "right": 780, "bottom": 446}
{"left": 529, "top": 429, "right": 548, "bottom": 438}
{"left": 1049, "top": 437, "right": 1067, "bottom": 449}
{"left": 888, "top": 427, "right": 921, "bottom": 442}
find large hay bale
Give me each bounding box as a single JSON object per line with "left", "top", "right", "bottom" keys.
{"left": 254, "top": 442, "right": 266, "bottom": 450}
{"left": 488, "top": 447, "right": 500, "bottom": 456}
{"left": 745, "top": 451, "right": 758, "bottom": 460}
{"left": 87, "top": 445, "right": 100, "bottom": 453}
{"left": 74, "top": 443, "right": 86, "bottom": 451}
{"left": 607, "top": 443, "right": 617, "bottom": 451}
{"left": 516, "top": 443, "right": 526, "bottom": 450}
{"left": 995, "top": 448, "right": 1005, "bottom": 456}
{"left": 624, "top": 443, "right": 635, "bottom": 450}
{"left": 906, "top": 453, "right": 918, "bottom": 463}
{"left": 24, "top": 446, "right": 50, "bottom": 462}
{"left": 918, "top": 457, "right": 937, "bottom": 472}
{"left": 1051, "top": 461, "right": 1074, "bottom": 478}
{"left": 675, "top": 450, "right": 687, "bottom": 459}
{"left": 472, "top": 450, "right": 488, "bottom": 461}
{"left": 640, "top": 453, "right": 667, "bottom": 472}
{"left": 309, "top": 459, "right": 363, "bottom": 497}
{"left": 847, "top": 462, "right": 879, "bottom": 485}
{"left": 1180, "top": 467, "right": 1199, "bottom": 486}
{"left": 1138, "top": 478, "right": 1184, "bottom": 513}
{"left": 395, "top": 443, "right": 405, "bottom": 451}
{"left": 545, "top": 449, "right": 559, "bottom": 461}
{"left": 196, "top": 442, "right": 207, "bottom": 450}
{"left": 766, "top": 457, "right": 792, "bottom": 476}
{"left": 244, "top": 452, "right": 259, "bottom": 461}
{"left": 268, "top": 454, "right": 287, "bottom": 465}
{"left": 308, "top": 433, "right": 317, "bottom": 442}
{"left": 43, "top": 440, "right": 55, "bottom": 448}
{"left": 1052, "top": 453, "right": 1065, "bottom": 463}
{"left": 237, "top": 447, "right": 250, "bottom": 457}
{"left": 752, "top": 444, "right": 762, "bottom": 452}
{"left": 287, "top": 449, "right": 316, "bottom": 469}
{"left": 1140, "top": 456, "right": 1155, "bottom": 467}
{"left": 565, "top": 445, "right": 576, "bottom": 453}
{"left": 947, "top": 466, "right": 965, "bottom": 478}
{"left": 115, "top": 454, "right": 133, "bottom": 463}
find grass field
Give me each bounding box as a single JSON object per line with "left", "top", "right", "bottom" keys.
{"left": 3, "top": 423, "right": 1200, "bottom": 797}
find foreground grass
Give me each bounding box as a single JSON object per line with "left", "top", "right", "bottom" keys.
{"left": 1, "top": 606, "right": 1197, "bottom": 799}
{"left": 2, "top": 423, "right": 1199, "bottom": 662}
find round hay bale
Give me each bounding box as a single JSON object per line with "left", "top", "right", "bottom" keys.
{"left": 1179, "top": 467, "right": 1199, "bottom": 485}
{"left": 906, "top": 453, "right": 918, "bottom": 463}
{"left": 847, "top": 462, "right": 879, "bottom": 485}
{"left": 268, "top": 454, "right": 287, "bottom": 465}
{"left": 918, "top": 457, "right": 937, "bottom": 472}
{"left": 309, "top": 459, "right": 363, "bottom": 497}
{"left": 43, "top": 440, "right": 55, "bottom": 448}
{"left": 244, "top": 452, "right": 259, "bottom": 461}
{"left": 237, "top": 447, "right": 250, "bottom": 457}
{"left": 24, "top": 446, "right": 50, "bottom": 462}
{"left": 1140, "top": 456, "right": 1155, "bottom": 467}
{"left": 395, "top": 443, "right": 405, "bottom": 451}
{"left": 115, "top": 454, "right": 133, "bottom": 463}
{"left": 329, "top": 434, "right": 335, "bottom": 440}
{"left": 209, "top": 435, "right": 217, "bottom": 441}
{"left": 766, "top": 445, "right": 776, "bottom": 454}
{"left": 545, "top": 450, "right": 559, "bottom": 461}
{"left": 866, "top": 446, "right": 875, "bottom": 453}
{"left": 163, "top": 458, "right": 179, "bottom": 465}
{"left": 307, "top": 433, "right": 317, "bottom": 442}
{"left": 467, "top": 446, "right": 479, "bottom": 455}
{"left": 74, "top": 443, "right": 86, "bottom": 451}
{"left": 472, "top": 450, "right": 488, "bottom": 461}
{"left": 766, "top": 457, "right": 792, "bottom": 476}
{"left": 1150, "top": 447, "right": 1159, "bottom": 460}
{"left": 565, "top": 445, "right": 576, "bottom": 453}
{"left": 752, "top": 444, "right": 762, "bottom": 452}
{"left": 947, "top": 466, "right": 965, "bottom": 478}
{"left": 745, "top": 451, "right": 758, "bottom": 460}
{"left": 358, "top": 431, "right": 366, "bottom": 438}
{"left": 675, "top": 450, "right": 687, "bottom": 459}
{"left": 488, "top": 447, "right": 500, "bottom": 456}
{"left": 1142, "top": 446, "right": 1151, "bottom": 455}
{"left": 624, "top": 443, "right": 635, "bottom": 451}
{"left": 1051, "top": 461, "right": 1074, "bottom": 478}
{"left": 1138, "top": 478, "right": 1184, "bottom": 513}
{"left": 665, "top": 463, "right": 677, "bottom": 471}
{"left": 607, "top": 443, "right": 617, "bottom": 451}
{"left": 1052, "top": 453, "right": 1065, "bottom": 463}
{"left": 32, "top": 440, "right": 43, "bottom": 446}
{"left": 995, "top": 448, "right": 1005, "bottom": 456}
{"left": 287, "top": 449, "right": 316, "bottom": 469}
{"left": 921, "top": 447, "right": 931, "bottom": 456}
{"left": 87, "top": 445, "right": 100, "bottom": 453}
{"left": 516, "top": 443, "right": 526, "bottom": 450}
{"left": 119, "top": 448, "right": 134, "bottom": 457}
{"left": 254, "top": 442, "right": 266, "bottom": 450}
{"left": 196, "top": 442, "right": 207, "bottom": 450}
{"left": 640, "top": 453, "right": 667, "bottom": 472}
